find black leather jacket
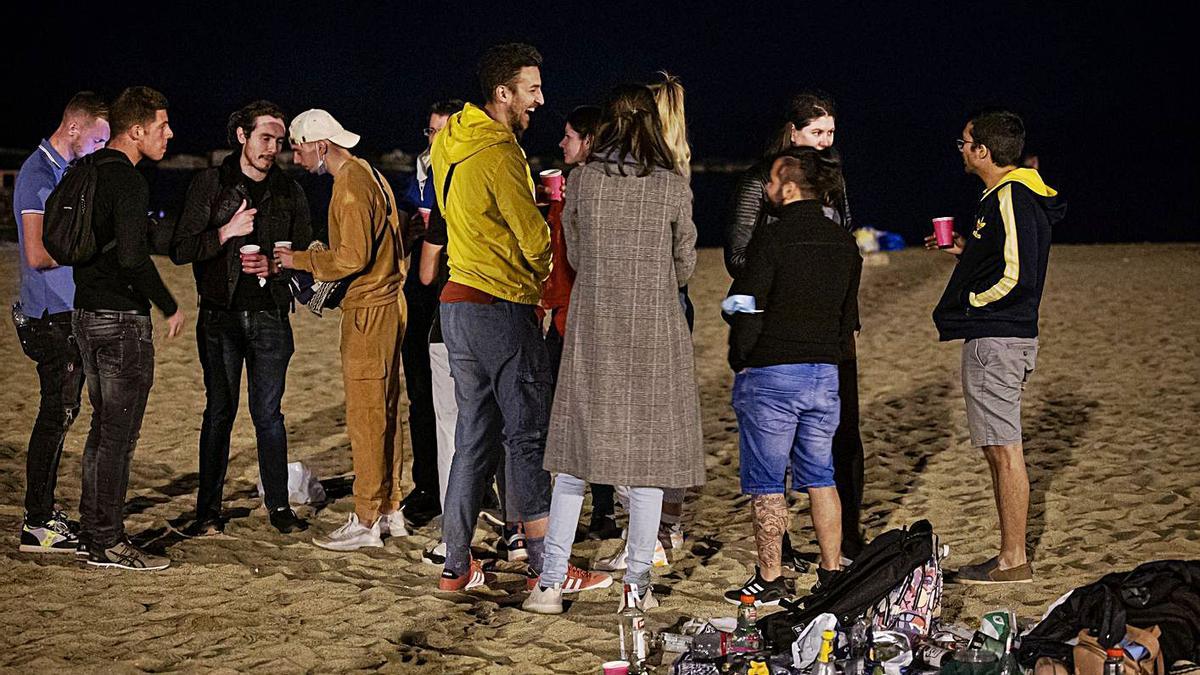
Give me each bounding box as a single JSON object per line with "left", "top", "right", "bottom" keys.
{"left": 171, "top": 153, "right": 312, "bottom": 309}
{"left": 723, "top": 157, "right": 852, "bottom": 278}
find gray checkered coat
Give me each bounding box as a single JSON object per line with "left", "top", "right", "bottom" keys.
{"left": 543, "top": 161, "right": 705, "bottom": 489}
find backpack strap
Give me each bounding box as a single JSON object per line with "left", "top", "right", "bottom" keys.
{"left": 441, "top": 161, "right": 458, "bottom": 208}
{"left": 86, "top": 153, "right": 132, "bottom": 257}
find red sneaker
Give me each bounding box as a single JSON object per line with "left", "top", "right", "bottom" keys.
{"left": 439, "top": 558, "right": 489, "bottom": 591}
{"left": 560, "top": 564, "right": 613, "bottom": 594}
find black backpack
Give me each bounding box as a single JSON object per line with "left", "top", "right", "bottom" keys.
{"left": 42, "top": 153, "right": 123, "bottom": 265}
{"left": 760, "top": 520, "right": 939, "bottom": 650}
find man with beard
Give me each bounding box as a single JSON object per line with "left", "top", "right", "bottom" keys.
{"left": 171, "top": 101, "right": 312, "bottom": 536}
{"left": 14, "top": 92, "right": 109, "bottom": 553}
{"left": 277, "top": 109, "right": 407, "bottom": 551}
{"left": 430, "top": 43, "right": 553, "bottom": 590}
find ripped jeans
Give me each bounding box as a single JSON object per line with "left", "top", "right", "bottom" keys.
{"left": 15, "top": 310, "right": 84, "bottom": 525}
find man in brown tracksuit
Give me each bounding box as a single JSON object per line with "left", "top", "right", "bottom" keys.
{"left": 277, "top": 109, "right": 408, "bottom": 550}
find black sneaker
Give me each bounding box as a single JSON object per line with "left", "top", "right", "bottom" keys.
{"left": 587, "top": 512, "right": 621, "bottom": 540}
{"left": 723, "top": 567, "right": 793, "bottom": 606}
{"left": 19, "top": 515, "right": 78, "bottom": 553}
{"left": 87, "top": 539, "right": 170, "bottom": 571}
{"left": 422, "top": 542, "right": 447, "bottom": 566}
{"left": 500, "top": 523, "right": 527, "bottom": 562}
{"left": 175, "top": 515, "right": 225, "bottom": 538}
{"left": 269, "top": 507, "right": 309, "bottom": 534}
{"left": 399, "top": 489, "right": 441, "bottom": 528}
{"left": 75, "top": 540, "right": 90, "bottom": 558}
{"left": 52, "top": 509, "right": 81, "bottom": 535}
{"left": 811, "top": 567, "right": 844, "bottom": 595}
{"left": 780, "top": 532, "right": 811, "bottom": 573}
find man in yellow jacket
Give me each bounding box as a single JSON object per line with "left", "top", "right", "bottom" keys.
{"left": 431, "top": 43, "right": 554, "bottom": 590}
{"left": 278, "top": 109, "right": 408, "bottom": 550}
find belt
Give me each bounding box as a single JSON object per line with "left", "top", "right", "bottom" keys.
{"left": 79, "top": 308, "right": 150, "bottom": 318}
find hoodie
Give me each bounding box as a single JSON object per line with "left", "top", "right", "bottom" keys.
{"left": 430, "top": 103, "right": 550, "bottom": 304}
{"left": 933, "top": 168, "right": 1067, "bottom": 341}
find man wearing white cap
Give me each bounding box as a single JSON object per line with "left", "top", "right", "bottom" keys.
{"left": 276, "top": 109, "right": 408, "bottom": 550}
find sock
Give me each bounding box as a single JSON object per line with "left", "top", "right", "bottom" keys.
{"left": 526, "top": 536, "right": 545, "bottom": 574}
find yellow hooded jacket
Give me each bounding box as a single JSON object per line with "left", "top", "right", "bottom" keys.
{"left": 430, "top": 103, "right": 550, "bottom": 304}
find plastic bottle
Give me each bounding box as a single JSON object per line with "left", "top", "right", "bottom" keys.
{"left": 813, "top": 630, "right": 837, "bottom": 675}
{"left": 618, "top": 584, "right": 649, "bottom": 670}
{"left": 997, "top": 630, "right": 1021, "bottom": 675}
{"left": 730, "top": 594, "right": 764, "bottom": 654}
{"left": 1104, "top": 647, "right": 1125, "bottom": 675}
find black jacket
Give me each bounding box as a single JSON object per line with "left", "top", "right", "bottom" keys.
{"left": 727, "top": 200, "right": 861, "bottom": 371}
{"left": 932, "top": 169, "right": 1066, "bottom": 341}
{"left": 171, "top": 153, "right": 311, "bottom": 310}
{"left": 73, "top": 148, "right": 178, "bottom": 316}
{"left": 724, "top": 156, "right": 852, "bottom": 278}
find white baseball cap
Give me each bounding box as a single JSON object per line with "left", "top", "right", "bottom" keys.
{"left": 289, "top": 109, "right": 361, "bottom": 148}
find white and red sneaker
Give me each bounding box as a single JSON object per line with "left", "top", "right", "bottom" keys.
{"left": 439, "top": 558, "right": 489, "bottom": 592}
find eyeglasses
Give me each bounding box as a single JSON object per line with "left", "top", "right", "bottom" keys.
{"left": 423, "top": 127, "right": 437, "bottom": 138}
{"left": 955, "top": 138, "right": 978, "bottom": 151}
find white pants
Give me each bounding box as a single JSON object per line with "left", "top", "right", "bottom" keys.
{"left": 429, "top": 342, "right": 459, "bottom": 511}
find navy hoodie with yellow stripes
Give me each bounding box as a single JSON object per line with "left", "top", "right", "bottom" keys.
{"left": 933, "top": 168, "right": 1067, "bottom": 341}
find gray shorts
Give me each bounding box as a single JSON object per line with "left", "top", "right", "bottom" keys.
{"left": 961, "top": 337, "right": 1038, "bottom": 447}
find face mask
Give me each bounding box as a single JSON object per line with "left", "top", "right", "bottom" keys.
{"left": 316, "top": 145, "right": 328, "bottom": 175}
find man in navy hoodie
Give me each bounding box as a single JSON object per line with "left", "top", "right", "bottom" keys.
{"left": 930, "top": 109, "right": 1066, "bottom": 584}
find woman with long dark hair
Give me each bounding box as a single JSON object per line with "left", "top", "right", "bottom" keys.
{"left": 724, "top": 91, "right": 867, "bottom": 561}
{"left": 524, "top": 84, "right": 704, "bottom": 614}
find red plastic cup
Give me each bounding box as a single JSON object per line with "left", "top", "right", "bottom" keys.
{"left": 601, "top": 661, "right": 630, "bottom": 675}
{"left": 932, "top": 217, "right": 955, "bottom": 249}
{"left": 418, "top": 207, "right": 432, "bottom": 222}
{"left": 540, "top": 169, "right": 564, "bottom": 202}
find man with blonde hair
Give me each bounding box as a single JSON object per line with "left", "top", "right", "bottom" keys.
{"left": 14, "top": 91, "right": 109, "bottom": 554}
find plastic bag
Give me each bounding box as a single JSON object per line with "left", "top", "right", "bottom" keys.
{"left": 257, "top": 461, "right": 326, "bottom": 505}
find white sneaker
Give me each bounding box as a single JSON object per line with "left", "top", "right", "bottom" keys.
{"left": 522, "top": 582, "right": 564, "bottom": 614}
{"left": 379, "top": 511, "right": 409, "bottom": 538}
{"left": 312, "top": 513, "right": 383, "bottom": 551}
{"left": 617, "top": 584, "right": 659, "bottom": 612}
{"left": 594, "top": 537, "right": 669, "bottom": 572}
{"left": 667, "top": 523, "right": 685, "bottom": 551}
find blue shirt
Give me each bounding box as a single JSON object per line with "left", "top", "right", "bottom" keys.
{"left": 14, "top": 139, "right": 74, "bottom": 317}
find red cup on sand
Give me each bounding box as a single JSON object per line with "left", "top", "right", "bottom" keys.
{"left": 601, "top": 661, "right": 630, "bottom": 675}
{"left": 932, "top": 216, "right": 955, "bottom": 249}
{"left": 540, "top": 169, "right": 564, "bottom": 202}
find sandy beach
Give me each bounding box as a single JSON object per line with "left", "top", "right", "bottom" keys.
{"left": 1, "top": 243, "right": 1197, "bottom": 673}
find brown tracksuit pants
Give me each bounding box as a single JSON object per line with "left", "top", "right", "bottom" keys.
{"left": 340, "top": 299, "right": 406, "bottom": 523}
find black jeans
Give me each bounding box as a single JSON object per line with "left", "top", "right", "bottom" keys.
{"left": 15, "top": 310, "right": 84, "bottom": 524}
{"left": 833, "top": 356, "right": 865, "bottom": 552}
{"left": 73, "top": 310, "right": 155, "bottom": 549}
{"left": 196, "top": 308, "right": 294, "bottom": 516}
{"left": 400, "top": 279, "right": 440, "bottom": 498}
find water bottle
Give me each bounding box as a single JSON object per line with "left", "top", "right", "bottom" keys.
{"left": 618, "top": 584, "right": 649, "bottom": 669}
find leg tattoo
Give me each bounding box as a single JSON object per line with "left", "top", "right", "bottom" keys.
{"left": 752, "top": 494, "right": 790, "bottom": 580}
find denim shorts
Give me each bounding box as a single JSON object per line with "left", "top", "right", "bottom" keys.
{"left": 732, "top": 363, "right": 841, "bottom": 494}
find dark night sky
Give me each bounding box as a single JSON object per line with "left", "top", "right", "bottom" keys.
{"left": 5, "top": 2, "right": 1195, "bottom": 243}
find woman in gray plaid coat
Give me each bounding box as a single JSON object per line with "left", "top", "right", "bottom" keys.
{"left": 524, "top": 84, "right": 704, "bottom": 615}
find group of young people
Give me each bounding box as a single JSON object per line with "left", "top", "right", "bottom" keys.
{"left": 13, "top": 42, "right": 1064, "bottom": 609}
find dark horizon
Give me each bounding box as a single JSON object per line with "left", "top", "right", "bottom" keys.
{"left": 5, "top": 2, "right": 1195, "bottom": 244}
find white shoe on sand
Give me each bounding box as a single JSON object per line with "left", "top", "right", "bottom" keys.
{"left": 312, "top": 513, "right": 383, "bottom": 551}
{"left": 379, "top": 511, "right": 409, "bottom": 538}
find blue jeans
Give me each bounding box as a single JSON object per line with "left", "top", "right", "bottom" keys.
{"left": 733, "top": 364, "right": 841, "bottom": 494}
{"left": 542, "top": 473, "right": 663, "bottom": 589}
{"left": 195, "top": 309, "right": 294, "bottom": 516}
{"left": 440, "top": 300, "right": 552, "bottom": 574}
{"left": 73, "top": 310, "right": 156, "bottom": 549}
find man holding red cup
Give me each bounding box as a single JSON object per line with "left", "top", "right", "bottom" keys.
{"left": 929, "top": 109, "right": 1066, "bottom": 585}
